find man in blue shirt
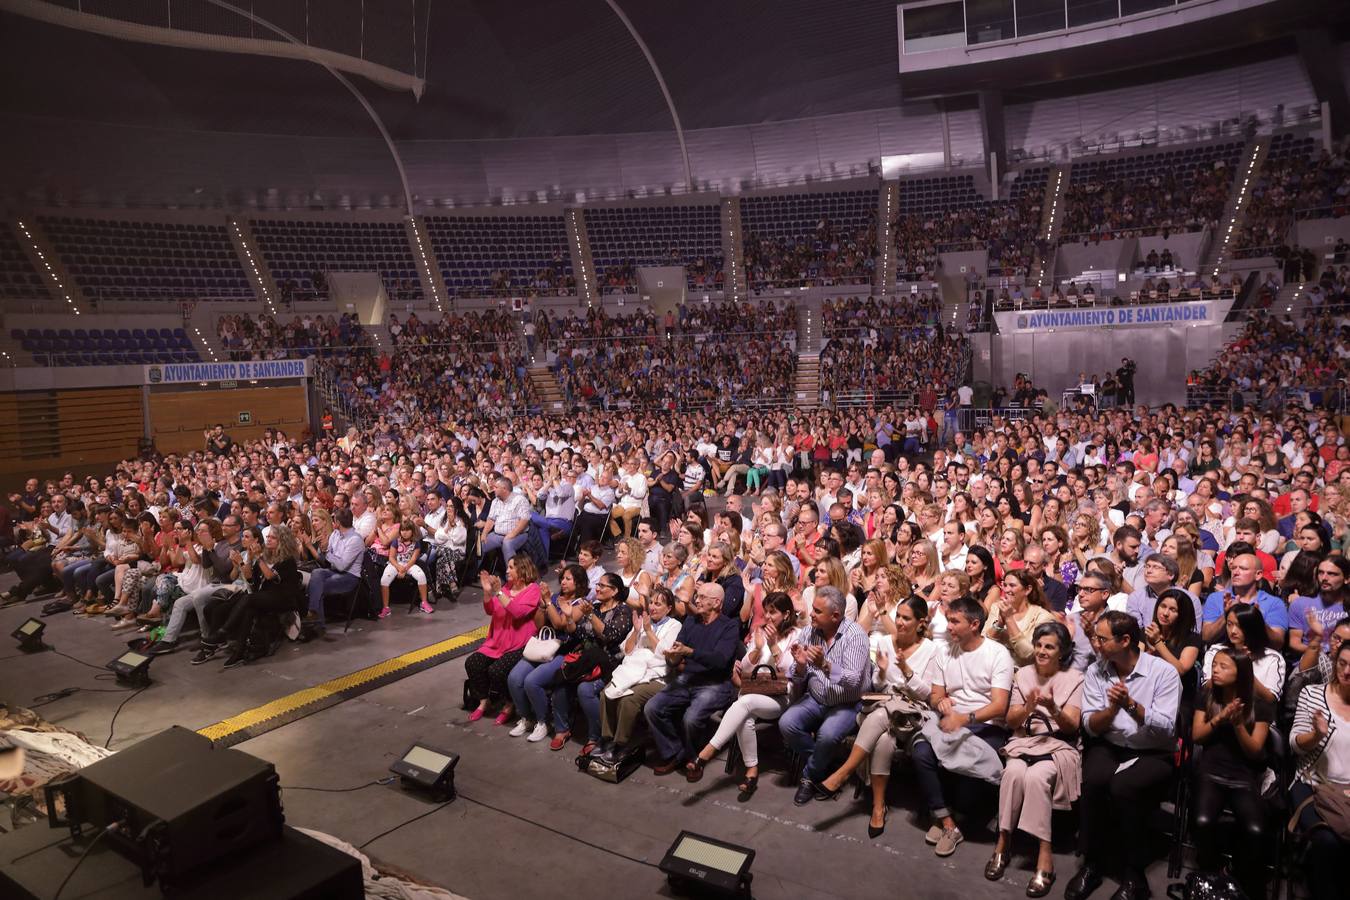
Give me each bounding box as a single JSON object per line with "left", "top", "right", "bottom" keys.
{"left": 780, "top": 586, "right": 870, "bottom": 805}
{"left": 305, "top": 507, "right": 366, "bottom": 633}
{"left": 644, "top": 583, "right": 739, "bottom": 774}
{"left": 1067, "top": 612, "right": 1180, "bottom": 900}
{"left": 1200, "top": 552, "right": 1288, "bottom": 646}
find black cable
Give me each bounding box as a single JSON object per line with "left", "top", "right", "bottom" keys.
{"left": 105, "top": 685, "right": 150, "bottom": 749}
{"left": 29, "top": 685, "right": 134, "bottom": 709}
{"left": 52, "top": 825, "right": 115, "bottom": 900}
{"left": 456, "top": 791, "right": 659, "bottom": 870}
{"left": 51, "top": 649, "right": 107, "bottom": 672}
{"left": 356, "top": 799, "right": 453, "bottom": 850}
{"left": 285, "top": 776, "right": 396, "bottom": 793}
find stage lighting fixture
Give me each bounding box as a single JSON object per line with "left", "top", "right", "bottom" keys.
{"left": 658, "top": 831, "right": 755, "bottom": 898}
{"left": 11, "top": 617, "right": 46, "bottom": 652}
{"left": 107, "top": 648, "right": 153, "bottom": 686}
{"left": 389, "top": 741, "right": 459, "bottom": 800}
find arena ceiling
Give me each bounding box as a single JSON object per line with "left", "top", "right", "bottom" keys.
{"left": 1, "top": 0, "right": 1342, "bottom": 145}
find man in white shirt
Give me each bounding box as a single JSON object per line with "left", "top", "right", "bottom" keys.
{"left": 938, "top": 520, "right": 968, "bottom": 572}
{"left": 912, "top": 596, "right": 1012, "bottom": 857}
{"left": 349, "top": 492, "right": 377, "bottom": 542}
{"left": 479, "top": 475, "right": 533, "bottom": 563}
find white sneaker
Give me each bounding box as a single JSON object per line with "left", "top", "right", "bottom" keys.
{"left": 527, "top": 722, "right": 549, "bottom": 742}
{"left": 509, "top": 719, "right": 533, "bottom": 738}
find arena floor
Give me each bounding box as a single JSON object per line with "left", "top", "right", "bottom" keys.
{"left": 0, "top": 568, "right": 1184, "bottom": 900}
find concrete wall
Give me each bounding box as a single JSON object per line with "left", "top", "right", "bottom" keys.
{"left": 987, "top": 323, "right": 1225, "bottom": 407}
{"left": 1054, "top": 238, "right": 1137, "bottom": 281}
{"left": 1136, "top": 231, "right": 1209, "bottom": 273}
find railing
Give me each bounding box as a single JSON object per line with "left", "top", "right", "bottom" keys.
{"left": 828, "top": 390, "right": 917, "bottom": 409}
{"left": 955, "top": 406, "right": 1035, "bottom": 433}
{"left": 1185, "top": 384, "right": 1347, "bottom": 414}
{"left": 542, "top": 326, "right": 799, "bottom": 358}
{"left": 566, "top": 394, "right": 798, "bottom": 414}
{"left": 748, "top": 273, "right": 875, "bottom": 291}
{"left": 1057, "top": 223, "right": 1210, "bottom": 244}
{"left": 1295, "top": 204, "right": 1350, "bottom": 221}
{"left": 312, "top": 364, "right": 367, "bottom": 432}
{"left": 990, "top": 286, "right": 1233, "bottom": 312}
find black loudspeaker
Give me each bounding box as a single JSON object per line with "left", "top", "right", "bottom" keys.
{"left": 43, "top": 726, "right": 282, "bottom": 886}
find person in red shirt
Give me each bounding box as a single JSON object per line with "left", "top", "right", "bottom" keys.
{"left": 1214, "top": 519, "right": 1277, "bottom": 583}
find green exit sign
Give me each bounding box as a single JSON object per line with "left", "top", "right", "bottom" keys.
{"left": 238, "top": 411, "right": 252, "bottom": 424}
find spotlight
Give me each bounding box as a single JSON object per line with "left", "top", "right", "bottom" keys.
{"left": 107, "top": 648, "right": 153, "bottom": 686}
{"left": 11, "top": 617, "right": 46, "bottom": 652}
{"left": 389, "top": 741, "right": 459, "bottom": 801}
{"left": 658, "top": 831, "right": 755, "bottom": 898}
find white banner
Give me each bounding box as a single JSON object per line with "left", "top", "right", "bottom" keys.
{"left": 995, "top": 300, "right": 1218, "bottom": 334}
{"left": 144, "top": 358, "right": 311, "bottom": 385}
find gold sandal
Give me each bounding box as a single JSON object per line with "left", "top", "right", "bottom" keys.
{"left": 1026, "top": 870, "right": 1055, "bottom": 897}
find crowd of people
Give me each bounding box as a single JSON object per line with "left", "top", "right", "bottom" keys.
{"left": 326, "top": 310, "right": 535, "bottom": 424}
{"left": 743, "top": 215, "right": 878, "bottom": 290}
{"left": 4, "top": 352, "right": 1349, "bottom": 900}
{"left": 1187, "top": 307, "right": 1349, "bottom": 409}
{"left": 893, "top": 198, "right": 1044, "bottom": 282}
{"left": 542, "top": 301, "right": 800, "bottom": 411}
{"left": 1060, "top": 160, "right": 1233, "bottom": 244}
{"left": 819, "top": 294, "right": 970, "bottom": 406}
{"left": 217, "top": 312, "right": 372, "bottom": 360}
{"left": 1237, "top": 140, "right": 1350, "bottom": 257}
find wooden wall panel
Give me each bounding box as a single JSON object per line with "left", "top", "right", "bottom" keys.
{"left": 0, "top": 387, "right": 143, "bottom": 484}
{"left": 149, "top": 385, "right": 308, "bottom": 456}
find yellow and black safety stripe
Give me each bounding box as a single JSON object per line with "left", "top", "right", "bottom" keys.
{"left": 197, "top": 625, "right": 486, "bottom": 748}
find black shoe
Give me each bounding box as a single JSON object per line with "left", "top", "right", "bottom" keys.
{"left": 812, "top": 781, "right": 842, "bottom": 802}
{"left": 221, "top": 645, "right": 247, "bottom": 669}
{"left": 1064, "top": 865, "right": 1104, "bottom": 900}
{"left": 793, "top": 779, "right": 819, "bottom": 806}
{"left": 147, "top": 640, "right": 178, "bottom": 656}
{"left": 1109, "top": 874, "right": 1150, "bottom": 900}
{"left": 190, "top": 644, "right": 220, "bottom": 665}
{"left": 867, "top": 809, "right": 888, "bottom": 839}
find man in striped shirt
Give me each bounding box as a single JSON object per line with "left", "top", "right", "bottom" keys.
{"left": 781, "top": 586, "right": 870, "bottom": 806}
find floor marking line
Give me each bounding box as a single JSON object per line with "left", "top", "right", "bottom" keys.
{"left": 197, "top": 624, "right": 487, "bottom": 745}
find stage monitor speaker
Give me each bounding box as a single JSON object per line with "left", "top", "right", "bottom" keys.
{"left": 43, "top": 726, "right": 281, "bottom": 886}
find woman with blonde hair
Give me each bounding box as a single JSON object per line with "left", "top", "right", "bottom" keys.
{"left": 1161, "top": 532, "right": 1205, "bottom": 593}
{"left": 218, "top": 524, "right": 303, "bottom": 669}
{"left": 849, "top": 538, "right": 890, "bottom": 602}
{"left": 996, "top": 526, "right": 1027, "bottom": 577}
{"left": 803, "top": 556, "right": 854, "bottom": 618}
{"left": 928, "top": 570, "right": 969, "bottom": 639}
{"left": 904, "top": 539, "right": 941, "bottom": 599}
{"left": 1067, "top": 513, "right": 1104, "bottom": 580}
{"left": 985, "top": 568, "right": 1058, "bottom": 666}
{"left": 857, "top": 564, "right": 910, "bottom": 641}
{"left": 814, "top": 595, "right": 939, "bottom": 837}
{"left": 743, "top": 549, "right": 802, "bottom": 630}
{"left": 610, "top": 455, "right": 648, "bottom": 539}
{"left": 613, "top": 537, "right": 654, "bottom": 608}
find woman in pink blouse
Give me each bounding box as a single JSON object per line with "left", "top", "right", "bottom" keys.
{"left": 466, "top": 556, "right": 543, "bottom": 722}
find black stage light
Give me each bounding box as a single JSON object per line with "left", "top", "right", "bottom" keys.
{"left": 11, "top": 617, "right": 46, "bottom": 652}
{"left": 106, "top": 648, "right": 153, "bottom": 686}
{"left": 389, "top": 741, "right": 459, "bottom": 801}
{"left": 658, "top": 830, "right": 755, "bottom": 898}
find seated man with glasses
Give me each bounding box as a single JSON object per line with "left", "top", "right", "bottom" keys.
{"left": 1126, "top": 553, "right": 1200, "bottom": 633}
{"left": 1068, "top": 573, "right": 1113, "bottom": 672}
